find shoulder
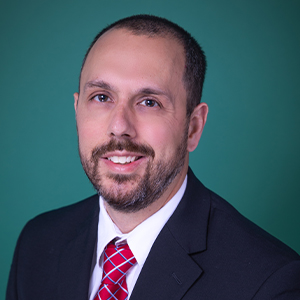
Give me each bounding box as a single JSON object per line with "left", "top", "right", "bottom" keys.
{"left": 177, "top": 168, "right": 300, "bottom": 297}
{"left": 19, "top": 194, "right": 99, "bottom": 248}
{"left": 186, "top": 167, "right": 299, "bottom": 261}
{"left": 206, "top": 189, "right": 300, "bottom": 297}
{"left": 207, "top": 184, "right": 299, "bottom": 262}
{"left": 7, "top": 195, "right": 99, "bottom": 299}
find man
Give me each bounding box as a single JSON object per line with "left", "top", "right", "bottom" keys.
{"left": 6, "top": 15, "right": 300, "bottom": 300}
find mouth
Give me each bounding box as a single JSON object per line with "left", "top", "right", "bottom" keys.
{"left": 106, "top": 155, "right": 142, "bottom": 165}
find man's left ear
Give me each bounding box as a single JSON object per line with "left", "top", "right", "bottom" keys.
{"left": 187, "top": 102, "right": 208, "bottom": 152}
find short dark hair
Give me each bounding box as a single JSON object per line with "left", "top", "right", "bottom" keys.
{"left": 80, "top": 14, "right": 206, "bottom": 117}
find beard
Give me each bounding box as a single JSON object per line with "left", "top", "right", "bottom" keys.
{"left": 79, "top": 127, "right": 188, "bottom": 213}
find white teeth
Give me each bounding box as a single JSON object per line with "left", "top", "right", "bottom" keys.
{"left": 119, "top": 156, "right": 127, "bottom": 164}
{"left": 108, "top": 156, "right": 137, "bottom": 164}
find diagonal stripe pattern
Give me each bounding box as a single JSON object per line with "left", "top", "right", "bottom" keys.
{"left": 94, "top": 242, "right": 137, "bottom": 300}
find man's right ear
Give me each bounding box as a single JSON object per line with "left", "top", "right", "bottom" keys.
{"left": 74, "top": 92, "right": 79, "bottom": 113}
{"left": 187, "top": 102, "right": 208, "bottom": 152}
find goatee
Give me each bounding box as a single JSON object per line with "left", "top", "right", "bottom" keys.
{"left": 79, "top": 135, "right": 187, "bottom": 212}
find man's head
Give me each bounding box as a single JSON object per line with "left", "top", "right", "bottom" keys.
{"left": 79, "top": 14, "right": 207, "bottom": 117}
{"left": 74, "top": 15, "right": 208, "bottom": 214}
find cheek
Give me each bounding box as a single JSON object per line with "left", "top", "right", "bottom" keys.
{"left": 76, "top": 116, "right": 106, "bottom": 153}
{"left": 140, "top": 122, "right": 180, "bottom": 157}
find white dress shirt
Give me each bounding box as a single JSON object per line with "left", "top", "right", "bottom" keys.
{"left": 88, "top": 175, "right": 187, "bottom": 300}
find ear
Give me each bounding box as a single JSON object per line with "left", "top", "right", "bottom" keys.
{"left": 74, "top": 92, "right": 79, "bottom": 114}
{"left": 187, "top": 102, "right": 208, "bottom": 152}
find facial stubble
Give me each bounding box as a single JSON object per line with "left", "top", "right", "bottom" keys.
{"left": 79, "top": 127, "right": 188, "bottom": 213}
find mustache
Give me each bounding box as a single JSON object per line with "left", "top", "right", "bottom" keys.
{"left": 91, "top": 139, "right": 155, "bottom": 160}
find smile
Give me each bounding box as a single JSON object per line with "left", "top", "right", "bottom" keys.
{"left": 107, "top": 156, "right": 140, "bottom": 164}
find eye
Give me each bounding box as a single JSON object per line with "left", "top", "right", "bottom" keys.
{"left": 93, "top": 94, "right": 109, "bottom": 102}
{"left": 140, "top": 99, "right": 159, "bottom": 107}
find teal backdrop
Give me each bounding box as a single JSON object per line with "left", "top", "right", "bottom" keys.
{"left": 1, "top": 0, "right": 299, "bottom": 297}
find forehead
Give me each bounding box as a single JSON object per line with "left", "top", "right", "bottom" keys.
{"left": 80, "top": 29, "right": 186, "bottom": 93}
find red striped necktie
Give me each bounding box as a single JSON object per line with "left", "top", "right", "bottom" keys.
{"left": 93, "top": 241, "right": 137, "bottom": 300}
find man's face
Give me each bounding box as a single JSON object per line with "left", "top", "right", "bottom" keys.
{"left": 75, "top": 29, "right": 197, "bottom": 212}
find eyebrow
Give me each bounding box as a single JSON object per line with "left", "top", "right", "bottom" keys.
{"left": 138, "top": 87, "right": 167, "bottom": 96}
{"left": 139, "top": 87, "right": 174, "bottom": 105}
{"left": 83, "top": 80, "right": 116, "bottom": 93}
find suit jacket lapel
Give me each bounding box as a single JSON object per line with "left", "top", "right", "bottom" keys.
{"left": 57, "top": 195, "right": 99, "bottom": 300}
{"left": 131, "top": 168, "right": 211, "bottom": 300}
{"left": 130, "top": 225, "right": 203, "bottom": 300}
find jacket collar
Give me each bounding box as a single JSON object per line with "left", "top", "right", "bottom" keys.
{"left": 130, "top": 167, "right": 210, "bottom": 300}
{"left": 167, "top": 167, "right": 210, "bottom": 254}
{"left": 57, "top": 195, "right": 99, "bottom": 300}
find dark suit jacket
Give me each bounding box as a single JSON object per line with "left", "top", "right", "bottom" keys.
{"left": 6, "top": 168, "right": 300, "bottom": 299}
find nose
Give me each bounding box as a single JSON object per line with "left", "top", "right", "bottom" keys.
{"left": 107, "top": 105, "right": 137, "bottom": 139}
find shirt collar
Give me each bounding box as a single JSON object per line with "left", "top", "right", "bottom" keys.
{"left": 96, "top": 175, "right": 187, "bottom": 268}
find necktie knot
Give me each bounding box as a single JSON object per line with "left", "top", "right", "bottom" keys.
{"left": 94, "top": 241, "right": 137, "bottom": 300}
{"left": 102, "top": 242, "right": 137, "bottom": 285}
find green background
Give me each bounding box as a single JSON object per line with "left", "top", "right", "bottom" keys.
{"left": 1, "top": 0, "right": 299, "bottom": 297}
